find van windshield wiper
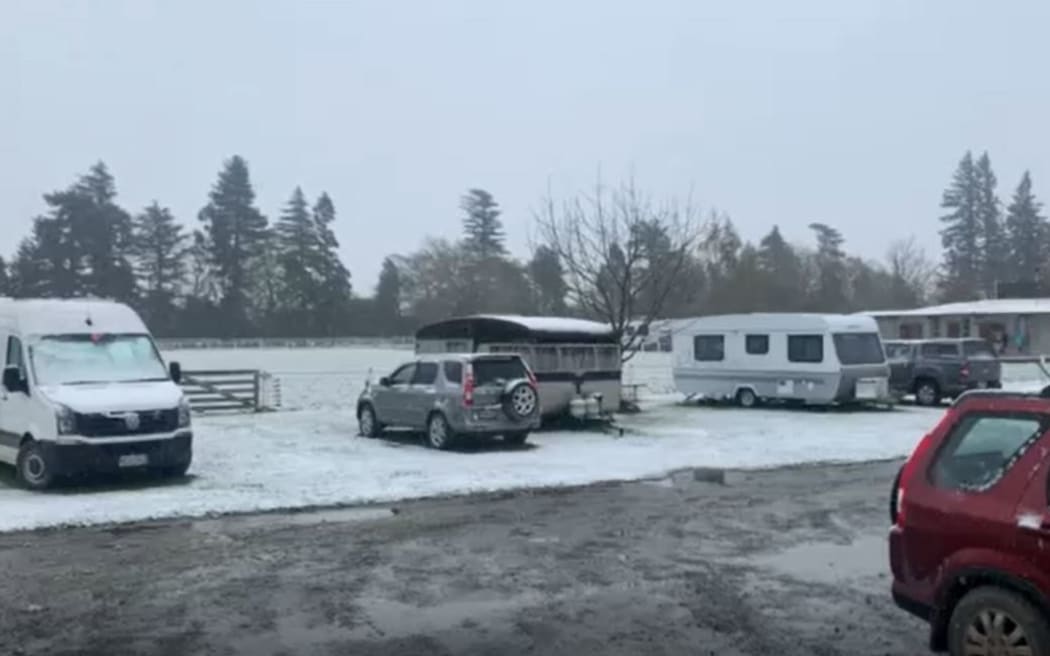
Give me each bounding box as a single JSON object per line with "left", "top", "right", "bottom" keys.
{"left": 120, "top": 377, "right": 170, "bottom": 383}
{"left": 61, "top": 380, "right": 106, "bottom": 385}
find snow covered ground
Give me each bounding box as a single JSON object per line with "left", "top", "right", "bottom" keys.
{"left": 0, "top": 348, "right": 1043, "bottom": 533}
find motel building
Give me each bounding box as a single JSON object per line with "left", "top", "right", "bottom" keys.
{"left": 867, "top": 298, "right": 1050, "bottom": 356}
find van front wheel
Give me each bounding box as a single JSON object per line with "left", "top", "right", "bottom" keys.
{"left": 17, "top": 441, "right": 55, "bottom": 491}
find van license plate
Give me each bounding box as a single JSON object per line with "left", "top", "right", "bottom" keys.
{"left": 118, "top": 454, "right": 148, "bottom": 468}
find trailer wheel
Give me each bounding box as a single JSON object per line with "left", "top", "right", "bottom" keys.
{"left": 735, "top": 388, "right": 758, "bottom": 408}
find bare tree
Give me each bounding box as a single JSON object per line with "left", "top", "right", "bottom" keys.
{"left": 532, "top": 178, "right": 703, "bottom": 361}
{"left": 886, "top": 236, "right": 935, "bottom": 307}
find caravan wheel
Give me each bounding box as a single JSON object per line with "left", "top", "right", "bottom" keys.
{"left": 735, "top": 388, "right": 758, "bottom": 408}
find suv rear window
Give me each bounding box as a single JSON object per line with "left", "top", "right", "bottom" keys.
{"left": 472, "top": 357, "right": 527, "bottom": 386}
{"left": 443, "top": 361, "right": 463, "bottom": 384}
{"left": 832, "top": 333, "right": 885, "bottom": 365}
{"left": 921, "top": 342, "right": 960, "bottom": 359}
{"left": 963, "top": 340, "right": 996, "bottom": 358}
{"left": 931, "top": 412, "right": 1047, "bottom": 490}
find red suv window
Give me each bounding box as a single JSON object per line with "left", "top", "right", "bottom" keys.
{"left": 929, "top": 412, "right": 1047, "bottom": 491}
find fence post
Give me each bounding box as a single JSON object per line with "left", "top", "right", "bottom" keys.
{"left": 253, "top": 370, "right": 261, "bottom": 412}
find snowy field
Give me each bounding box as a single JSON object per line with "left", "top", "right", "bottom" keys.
{"left": 0, "top": 348, "right": 1044, "bottom": 532}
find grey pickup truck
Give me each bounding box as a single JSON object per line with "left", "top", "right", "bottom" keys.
{"left": 883, "top": 338, "right": 1002, "bottom": 406}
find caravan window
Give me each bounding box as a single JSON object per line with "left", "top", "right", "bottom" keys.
{"left": 745, "top": 334, "right": 769, "bottom": 355}
{"left": 531, "top": 346, "right": 559, "bottom": 372}
{"left": 788, "top": 335, "right": 823, "bottom": 363}
{"left": 832, "top": 333, "right": 885, "bottom": 365}
{"left": 693, "top": 335, "right": 724, "bottom": 361}
{"left": 596, "top": 346, "right": 620, "bottom": 370}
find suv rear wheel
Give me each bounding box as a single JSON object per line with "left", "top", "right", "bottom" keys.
{"left": 948, "top": 586, "right": 1050, "bottom": 656}
{"left": 426, "top": 413, "right": 455, "bottom": 450}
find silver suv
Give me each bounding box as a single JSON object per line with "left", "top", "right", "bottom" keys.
{"left": 357, "top": 353, "right": 542, "bottom": 449}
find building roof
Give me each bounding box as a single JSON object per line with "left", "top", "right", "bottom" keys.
{"left": 866, "top": 298, "right": 1050, "bottom": 319}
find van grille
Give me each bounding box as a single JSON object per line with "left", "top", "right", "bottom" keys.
{"left": 75, "top": 409, "right": 178, "bottom": 437}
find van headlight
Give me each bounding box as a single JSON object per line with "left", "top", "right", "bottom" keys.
{"left": 177, "top": 397, "right": 192, "bottom": 428}
{"left": 55, "top": 404, "right": 76, "bottom": 435}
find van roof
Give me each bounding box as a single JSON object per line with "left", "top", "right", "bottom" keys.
{"left": 0, "top": 298, "right": 148, "bottom": 336}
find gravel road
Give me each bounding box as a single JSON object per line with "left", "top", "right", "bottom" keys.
{"left": 0, "top": 459, "right": 927, "bottom": 655}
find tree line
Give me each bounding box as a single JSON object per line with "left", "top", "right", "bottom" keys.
{"left": 0, "top": 151, "right": 1042, "bottom": 339}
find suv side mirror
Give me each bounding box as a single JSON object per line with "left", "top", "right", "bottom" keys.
{"left": 378, "top": 376, "right": 391, "bottom": 387}
{"left": 169, "top": 361, "right": 182, "bottom": 384}
{"left": 3, "top": 366, "right": 27, "bottom": 394}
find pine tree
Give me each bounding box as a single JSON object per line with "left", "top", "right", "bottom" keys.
{"left": 939, "top": 152, "right": 982, "bottom": 301}
{"left": 808, "top": 222, "right": 848, "bottom": 312}
{"left": 1004, "top": 171, "right": 1046, "bottom": 284}
{"left": 11, "top": 162, "right": 136, "bottom": 301}
{"left": 975, "top": 152, "right": 1006, "bottom": 297}
{"left": 460, "top": 189, "right": 506, "bottom": 258}
{"left": 131, "top": 202, "right": 188, "bottom": 332}
{"left": 310, "top": 192, "right": 352, "bottom": 335}
{"left": 528, "top": 246, "right": 567, "bottom": 315}
{"left": 374, "top": 256, "right": 403, "bottom": 332}
{"left": 274, "top": 187, "right": 316, "bottom": 312}
{"left": 756, "top": 226, "right": 805, "bottom": 311}
{"left": 197, "top": 156, "right": 269, "bottom": 333}
{"left": 0, "top": 256, "right": 8, "bottom": 296}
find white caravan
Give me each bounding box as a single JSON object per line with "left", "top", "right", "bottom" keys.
{"left": 671, "top": 313, "right": 892, "bottom": 406}
{"left": 0, "top": 299, "right": 192, "bottom": 489}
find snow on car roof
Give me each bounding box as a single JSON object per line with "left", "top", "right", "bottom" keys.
{"left": 0, "top": 297, "right": 148, "bottom": 336}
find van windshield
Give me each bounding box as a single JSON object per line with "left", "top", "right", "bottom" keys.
{"left": 832, "top": 333, "right": 886, "bottom": 365}
{"left": 29, "top": 334, "right": 169, "bottom": 386}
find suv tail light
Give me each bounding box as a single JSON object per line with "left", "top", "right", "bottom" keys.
{"left": 463, "top": 364, "right": 475, "bottom": 407}
{"left": 895, "top": 430, "right": 938, "bottom": 527}
{"left": 525, "top": 366, "right": 537, "bottom": 389}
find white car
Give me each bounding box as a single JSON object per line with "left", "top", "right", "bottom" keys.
{"left": 0, "top": 299, "right": 192, "bottom": 490}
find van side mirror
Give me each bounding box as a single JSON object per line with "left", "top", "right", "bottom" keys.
{"left": 169, "top": 361, "right": 182, "bottom": 384}
{"left": 378, "top": 376, "right": 391, "bottom": 387}
{"left": 3, "top": 366, "right": 27, "bottom": 394}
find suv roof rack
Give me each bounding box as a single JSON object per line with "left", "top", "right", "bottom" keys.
{"left": 952, "top": 387, "right": 1050, "bottom": 406}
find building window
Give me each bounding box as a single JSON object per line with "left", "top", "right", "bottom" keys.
{"left": 693, "top": 335, "right": 724, "bottom": 361}
{"left": 899, "top": 322, "right": 923, "bottom": 339}
{"left": 787, "top": 335, "right": 823, "bottom": 363}
{"left": 745, "top": 334, "right": 769, "bottom": 355}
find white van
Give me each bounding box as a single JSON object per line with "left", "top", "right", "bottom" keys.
{"left": 0, "top": 299, "right": 192, "bottom": 489}
{"left": 671, "top": 313, "right": 892, "bottom": 406}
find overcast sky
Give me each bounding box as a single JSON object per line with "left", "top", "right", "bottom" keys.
{"left": 3, "top": 0, "right": 1048, "bottom": 289}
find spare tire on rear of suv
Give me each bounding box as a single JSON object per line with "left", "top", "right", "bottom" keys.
{"left": 503, "top": 381, "right": 538, "bottom": 421}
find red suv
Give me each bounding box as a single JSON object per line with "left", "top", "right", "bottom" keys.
{"left": 890, "top": 389, "right": 1050, "bottom": 655}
